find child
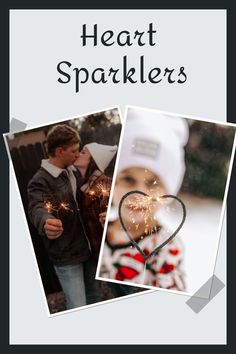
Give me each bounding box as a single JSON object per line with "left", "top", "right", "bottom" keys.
{"left": 99, "top": 108, "right": 189, "bottom": 291}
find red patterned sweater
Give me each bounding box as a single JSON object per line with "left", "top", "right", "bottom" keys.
{"left": 100, "top": 227, "right": 186, "bottom": 291}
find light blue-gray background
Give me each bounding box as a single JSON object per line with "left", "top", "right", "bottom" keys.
{"left": 10, "top": 10, "right": 226, "bottom": 344}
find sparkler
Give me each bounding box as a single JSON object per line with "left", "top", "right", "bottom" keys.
{"left": 44, "top": 201, "right": 54, "bottom": 213}
{"left": 59, "top": 202, "right": 73, "bottom": 212}
{"left": 43, "top": 201, "right": 58, "bottom": 214}
{"left": 87, "top": 180, "right": 111, "bottom": 212}
{"left": 96, "top": 182, "right": 110, "bottom": 198}
{"left": 118, "top": 190, "right": 186, "bottom": 262}
{"left": 124, "top": 194, "right": 162, "bottom": 236}
{"left": 43, "top": 200, "right": 74, "bottom": 217}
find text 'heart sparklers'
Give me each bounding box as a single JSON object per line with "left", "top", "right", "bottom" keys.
{"left": 118, "top": 190, "right": 186, "bottom": 284}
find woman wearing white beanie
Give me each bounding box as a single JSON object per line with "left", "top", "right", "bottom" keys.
{"left": 99, "top": 108, "right": 189, "bottom": 291}
{"left": 75, "top": 142, "right": 118, "bottom": 257}
{"left": 74, "top": 142, "right": 118, "bottom": 303}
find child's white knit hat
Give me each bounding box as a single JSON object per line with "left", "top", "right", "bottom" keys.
{"left": 118, "top": 108, "right": 189, "bottom": 195}
{"left": 84, "top": 142, "right": 118, "bottom": 172}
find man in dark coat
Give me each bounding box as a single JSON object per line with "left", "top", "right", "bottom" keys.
{"left": 28, "top": 124, "right": 91, "bottom": 309}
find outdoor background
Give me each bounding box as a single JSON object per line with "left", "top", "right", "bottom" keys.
{"left": 178, "top": 118, "right": 235, "bottom": 293}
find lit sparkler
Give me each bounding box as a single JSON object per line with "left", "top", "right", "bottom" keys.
{"left": 88, "top": 180, "right": 111, "bottom": 212}
{"left": 118, "top": 190, "right": 186, "bottom": 261}
{"left": 89, "top": 190, "right": 95, "bottom": 196}
{"left": 43, "top": 201, "right": 57, "bottom": 213}
{"left": 96, "top": 182, "right": 110, "bottom": 198}
{"left": 59, "top": 202, "right": 73, "bottom": 212}
{"left": 43, "top": 200, "right": 74, "bottom": 216}
{"left": 124, "top": 194, "right": 162, "bottom": 236}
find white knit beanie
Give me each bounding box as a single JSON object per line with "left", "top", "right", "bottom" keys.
{"left": 84, "top": 142, "right": 118, "bottom": 172}
{"left": 118, "top": 108, "right": 189, "bottom": 195}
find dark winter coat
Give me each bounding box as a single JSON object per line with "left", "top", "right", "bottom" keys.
{"left": 79, "top": 170, "right": 112, "bottom": 259}
{"left": 27, "top": 166, "right": 91, "bottom": 266}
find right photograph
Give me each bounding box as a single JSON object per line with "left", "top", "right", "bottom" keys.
{"left": 96, "top": 106, "right": 236, "bottom": 296}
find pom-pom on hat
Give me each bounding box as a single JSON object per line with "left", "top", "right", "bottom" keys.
{"left": 84, "top": 142, "right": 118, "bottom": 172}
{"left": 118, "top": 108, "right": 189, "bottom": 195}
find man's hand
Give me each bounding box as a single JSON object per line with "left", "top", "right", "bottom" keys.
{"left": 44, "top": 218, "right": 63, "bottom": 239}
{"left": 99, "top": 212, "right": 107, "bottom": 228}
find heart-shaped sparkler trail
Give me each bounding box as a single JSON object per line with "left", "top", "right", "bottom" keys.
{"left": 118, "top": 190, "right": 186, "bottom": 261}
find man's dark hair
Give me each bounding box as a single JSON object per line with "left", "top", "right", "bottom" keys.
{"left": 46, "top": 124, "right": 81, "bottom": 157}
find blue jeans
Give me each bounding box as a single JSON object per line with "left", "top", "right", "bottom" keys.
{"left": 54, "top": 263, "right": 86, "bottom": 310}
{"left": 83, "top": 258, "right": 103, "bottom": 304}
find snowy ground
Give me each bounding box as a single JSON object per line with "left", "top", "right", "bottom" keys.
{"left": 168, "top": 192, "right": 223, "bottom": 295}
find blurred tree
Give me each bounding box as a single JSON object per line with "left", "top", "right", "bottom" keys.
{"left": 73, "top": 111, "right": 121, "bottom": 147}
{"left": 182, "top": 121, "right": 235, "bottom": 200}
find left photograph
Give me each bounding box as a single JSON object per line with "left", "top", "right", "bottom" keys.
{"left": 4, "top": 108, "right": 146, "bottom": 315}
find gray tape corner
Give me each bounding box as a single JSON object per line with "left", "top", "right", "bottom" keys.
{"left": 186, "top": 275, "right": 225, "bottom": 314}
{"left": 10, "top": 118, "right": 27, "bottom": 132}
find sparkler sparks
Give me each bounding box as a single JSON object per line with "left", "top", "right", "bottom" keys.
{"left": 59, "top": 202, "right": 73, "bottom": 212}
{"left": 43, "top": 201, "right": 57, "bottom": 213}
{"left": 87, "top": 180, "right": 111, "bottom": 212}
{"left": 88, "top": 181, "right": 110, "bottom": 198}
{"left": 43, "top": 200, "right": 73, "bottom": 215}
{"left": 123, "top": 193, "right": 162, "bottom": 236}
{"left": 96, "top": 182, "right": 110, "bottom": 198}
{"left": 118, "top": 190, "right": 187, "bottom": 261}
{"left": 44, "top": 201, "right": 53, "bottom": 213}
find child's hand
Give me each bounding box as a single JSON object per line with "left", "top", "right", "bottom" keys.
{"left": 99, "top": 212, "right": 107, "bottom": 228}
{"left": 44, "top": 218, "right": 63, "bottom": 239}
